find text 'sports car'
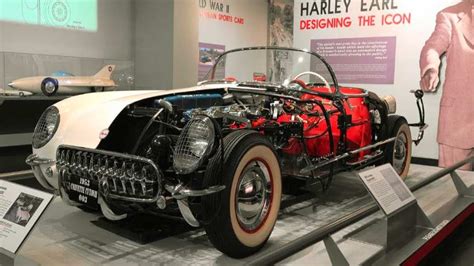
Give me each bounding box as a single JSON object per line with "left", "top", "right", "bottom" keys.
{"left": 27, "top": 47, "right": 426, "bottom": 258}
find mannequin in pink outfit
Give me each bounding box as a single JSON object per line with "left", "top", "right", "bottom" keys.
{"left": 419, "top": 0, "right": 474, "bottom": 170}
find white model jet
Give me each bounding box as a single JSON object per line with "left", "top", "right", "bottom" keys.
{"left": 1, "top": 88, "right": 34, "bottom": 97}
{"left": 8, "top": 65, "right": 117, "bottom": 97}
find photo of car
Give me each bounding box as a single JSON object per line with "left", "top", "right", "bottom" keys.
{"left": 8, "top": 65, "right": 117, "bottom": 97}
{"left": 3, "top": 192, "right": 44, "bottom": 227}
{"left": 199, "top": 46, "right": 224, "bottom": 66}
{"left": 26, "top": 47, "right": 426, "bottom": 258}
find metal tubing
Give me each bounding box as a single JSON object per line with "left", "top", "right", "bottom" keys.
{"left": 410, "top": 155, "right": 474, "bottom": 191}
{"left": 301, "top": 137, "right": 396, "bottom": 173}
{"left": 249, "top": 155, "right": 474, "bottom": 265}
{"left": 0, "top": 170, "right": 33, "bottom": 180}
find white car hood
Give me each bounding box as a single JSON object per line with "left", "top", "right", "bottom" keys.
{"left": 34, "top": 85, "right": 222, "bottom": 159}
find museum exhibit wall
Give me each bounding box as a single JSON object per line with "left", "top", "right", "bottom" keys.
{"left": 134, "top": 0, "right": 202, "bottom": 90}
{"left": 269, "top": 0, "right": 462, "bottom": 160}
{"left": 198, "top": 0, "right": 269, "bottom": 80}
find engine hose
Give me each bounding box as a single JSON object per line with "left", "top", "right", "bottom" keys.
{"left": 131, "top": 108, "right": 164, "bottom": 154}
{"left": 313, "top": 102, "right": 334, "bottom": 159}
{"left": 299, "top": 125, "right": 325, "bottom": 190}
{"left": 302, "top": 101, "right": 334, "bottom": 191}
{"left": 307, "top": 101, "right": 335, "bottom": 192}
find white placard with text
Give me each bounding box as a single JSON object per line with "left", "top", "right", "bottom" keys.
{"left": 358, "top": 164, "right": 416, "bottom": 215}
{"left": 0, "top": 180, "right": 54, "bottom": 253}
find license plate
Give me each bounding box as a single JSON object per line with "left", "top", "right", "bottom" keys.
{"left": 67, "top": 175, "right": 99, "bottom": 210}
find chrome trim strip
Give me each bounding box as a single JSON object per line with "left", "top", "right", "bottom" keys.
{"left": 26, "top": 154, "right": 56, "bottom": 191}
{"left": 171, "top": 185, "right": 225, "bottom": 200}
{"left": 99, "top": 196, "right": 127, "bottom": 221}
{"left": 177, "top": 199, "right": 200, "bottom": 227}
{"left": 25, "top": 154, "right": 55, "bottom": 166}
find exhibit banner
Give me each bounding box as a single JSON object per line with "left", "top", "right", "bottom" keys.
{"left": 0, "top": 181, "right": 54, "bottom": 253}
{"left": 292, "top": 0, "right": 461, "bottom": 159}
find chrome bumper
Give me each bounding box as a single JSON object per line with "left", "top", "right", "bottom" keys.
{"left": 26, "top": 153, "right": 55, "bottom": 166}
{"left": 25, "top": 154, "right": 56, "bottom": 191}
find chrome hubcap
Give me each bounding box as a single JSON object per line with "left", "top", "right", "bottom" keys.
{"left": 393, "top": 132, "right": 407, "bottom": 174}
{"left": 236, "top": 160, "right": 272, "bottom": 232}
{"left": 45, "top": 81, "right": 56, "bottom": 93}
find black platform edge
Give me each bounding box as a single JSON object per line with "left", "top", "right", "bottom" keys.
{"left": 0, "top": 145, "right": 31, "bottom": 173}
{"left": 412, "top": 157, "right": 438, "bottom": 167}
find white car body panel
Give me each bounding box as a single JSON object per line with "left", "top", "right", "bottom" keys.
{"left": 33, "top": 84, "right": 224, "bottom": 189}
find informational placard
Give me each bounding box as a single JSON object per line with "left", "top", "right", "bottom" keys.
{"left": 0, "top": 181, "right": 54, "bottom": 253}
{"left": 358, "top": 164, "right": 415, "bottom": 215}
{"left": 311, "top": 37, "right": 396, "bottom": 84}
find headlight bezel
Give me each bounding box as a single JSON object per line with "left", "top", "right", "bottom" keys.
{"left": 32, "top": 106, "right": 60, "bottom": 149}
{"left": 173, "top": 115, "right": 217, "bottom": 175}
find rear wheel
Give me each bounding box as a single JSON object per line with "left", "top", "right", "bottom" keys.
{"left": 384, "top": 117, "right": 412, "bottom": 179}
{"left": 202, "top": 131, "right": 282, "bottom": 258}
{"left": 41, "top": 77, "right": 58, "bottom": 96}
{"left": 94, "top": 86, "right": 105, "bottom": 92}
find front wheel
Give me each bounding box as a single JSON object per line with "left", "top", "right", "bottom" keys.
{"left": 384, "top": 117, "right": 412, "bottom": 179}
{"left": 202, "top": 131, "right": 282, "bottom": 258}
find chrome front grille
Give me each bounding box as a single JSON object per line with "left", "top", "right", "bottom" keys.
{"left": 57, "top": 145, "right": 162, "bottom": 203}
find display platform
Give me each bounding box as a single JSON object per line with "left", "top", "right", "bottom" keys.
{"left": 10, "top": 164, "right": 473, "bottom": 265}
{"left": 0, "top": 95, "right": 68, "bottom": 101}
{"left": 279, "top": 165, "right": 474, "bottom": 265}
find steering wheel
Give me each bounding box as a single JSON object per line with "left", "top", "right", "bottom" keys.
{"left": 292, "top": 71, "right": 332, "bottom": 93}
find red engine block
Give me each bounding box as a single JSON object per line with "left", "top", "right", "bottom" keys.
{"left": 274, "top": 87, "right": 372, "bottom": 160}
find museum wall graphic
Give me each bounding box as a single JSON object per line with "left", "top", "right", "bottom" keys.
{"left": 268, "top": 0, "right": 470, "bottom": 160}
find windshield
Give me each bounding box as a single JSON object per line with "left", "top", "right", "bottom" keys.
{"left": 202, "top": 47, "right": 338, "bottom": 88}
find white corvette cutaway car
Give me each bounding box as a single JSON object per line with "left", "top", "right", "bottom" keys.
{"left": 8, "top": 65, "right": 117, "bottom": 97}
{"left": 26, "top": 47, "right": 426, "bottom": 258}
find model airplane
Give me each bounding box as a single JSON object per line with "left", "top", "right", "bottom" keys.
{"left": 8, "top": 65, "right": 117, "bottom": 97}
{"left": 0, "top": 88, "right": 33, "bottom": 97}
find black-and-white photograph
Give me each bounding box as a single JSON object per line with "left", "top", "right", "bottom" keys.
{"left": 3, "top": 192, "right": 44, "bottom": 227}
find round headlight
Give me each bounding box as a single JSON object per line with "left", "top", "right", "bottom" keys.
{"left": 173, "top": 116, "right": 215, "bottom": 174}
{"left": 33, "top": 106, "right": 60, "bottom": 149}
